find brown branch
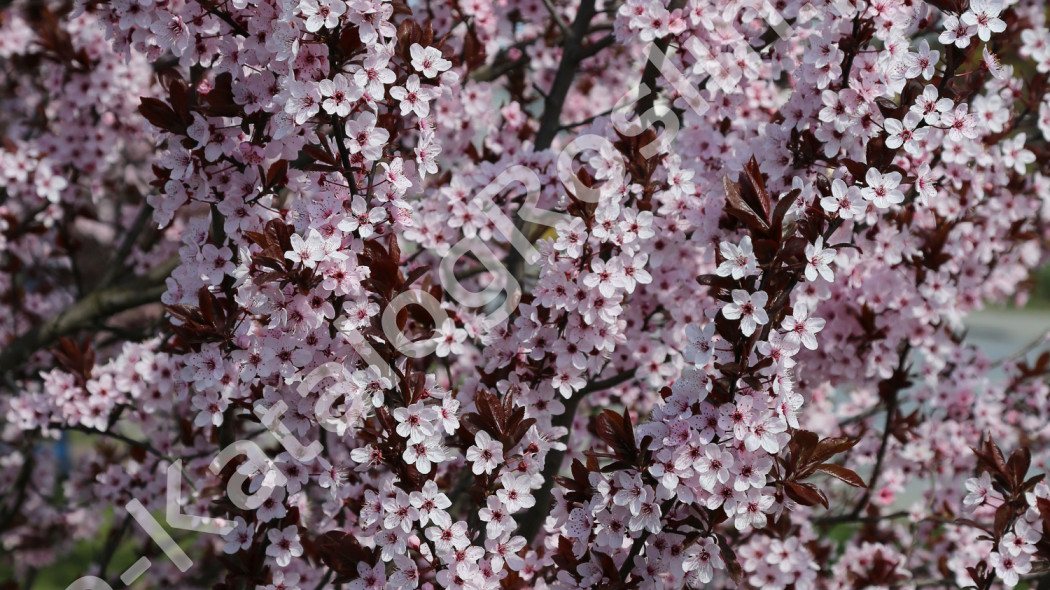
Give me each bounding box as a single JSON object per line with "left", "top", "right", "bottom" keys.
{"left": 504, "top": 0, "right": 608, "bottom": 284}
{"left": 97, "top": 203, "right": 154, "bottom": 289}
{"left": 848, "top": 343, "right": 912, "bottom": 519}
{"left": 467, "top": 39, "right": 536, "bottom": 83}
{"left": 518, "top": 367, "right": 638, "bottom": 542}
{"left": 618, "top": 499, "right": 676, "bottom": 582}
{"left": 578, "top": 33, "right": 615, "bottom": 60}
{"left": 55, "top": 422, "right": 173, "bottom": 461}
{"left": 468, "top": 56, "right": 527, "bottom": 82}
{"left": 0, "top": 255, "right": 178, "bottom": 376}
{"left": 532, "top": 0, "right": 602, "bottom": 151}
{"left": 199, "top": 1, "right": 249, "bottom": 37}
{"left": 540, "top": 0, "right": 571, "bottom": 38}
{"left": 633, "top": 0, "right": 686, "bottom": 119}
{"left": 327, "top": 37, "right": 361, "bottom": 195}
{"left": 97, "top": 512, "right": 134, "bottom": 581}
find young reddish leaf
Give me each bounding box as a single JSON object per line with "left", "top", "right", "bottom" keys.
{"left": 723, "top": 174, "right": 769, "bottom": 234}
{"left": 840, "top": 159, "right": 867, "bottom": 183}
{"left": 785, "top": 481, "right": 828, "bottom": 509}
{"left": 874, "top": 96, "right": 900, "bottom": 119}
{"left": 339, "top": 25, "right": 363, "bottom": 55}
{"left": 390, "top": 0, "right": 413, "bottom": 14}
{"left": 401, "top": 267, "right": 429, "bottom": 292}
{"left": 620, "top": 408, "right": 637, "bottom": 454}
{"left": 715, "top": 534, "right": 743, "bottom": 584}
{"left": 202, "top": 71, "right": 240, "bottom": 117}
{"left": 771, "top": 189, "right": 800, "bottom": 240}
{"left": 814, "top": 463, "right": 867, "bottom": 488}
{"left": 265, "top": 160, "right": 288, "bottom": 189}
{"left": 138, "top": 97, "right": 185, "bottom": 134}
{"left": 1022, "top": 473, "right": 1045, "bottom": 494}
{"left": 993, "top": 501, "right": 1013, "bottom": 538}
{"left": 740, "top": 156, "right": 772, "bottom": 221}
{"left": 302, "top": 144, "right": 338, "bottom": 166}
{"left": 787, "top": 429, "right": 820, "bottom": 470}
{"left": 594, "top": 409, "right": 637, "bottom": 464}
{"left": 1036, "top": 497, "right": 1050, "bottom": 535}
{"left": 1006, "top": 446, "right": 1031, "bottom": 489}
{"left": 51, "top": 336, "right": 94, "bottom": 385}
{"left": 811, "top": 436, "right": 860, "bottom": 465}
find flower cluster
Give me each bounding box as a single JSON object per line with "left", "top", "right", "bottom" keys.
{"left": 3, "top": 0, "right": 1050, "bottom": 588}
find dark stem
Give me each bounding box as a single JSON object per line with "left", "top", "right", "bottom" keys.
{"left": 632, "top": 0, "right": 686, "bottom": 120}
{"left": 312, "top": 567, "right": 334, "bottom": 590}
{"left": 532, "top": 0, "right": 601, "bottom": 150}
{"left": 518, "top": 367, "right": 638, "bottom": 542}
{"left": 98, "top": 202, "right": 154, "bottom": 289}
{"left": 505, "top": 0, "right": 607, "bottom": 284}
{"left": 0, "top": 255, "right": 179, "bottom": 376}
{"left": 201, "top": 2, "right": 249, "bottom": 37}
{"left": 97, "top": 512, "right": 133, "bottom": 580}
{"left": 848, "top": 343, "right": 911, "bottom": 518}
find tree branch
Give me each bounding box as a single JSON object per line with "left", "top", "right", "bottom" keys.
{"left": 532, "top": 0, "right": 602, "bottom": 151}
{"left": 97, "top": 203, "right": 154, "bottom": 289}
{"left": 578, "top": 33, "right": 616, "bottom": 60}
{"left": 540, "top": 0, "right": 571, "bottom": 38}
{"left": 56, "top": 423, "right": 173, "bottom": 462}
{"left": 633, "top": 0, "right": 686, "bottom": 118}
{"left": 518, "top": 367, "right": 638, "bottom": 542}
{"left": 199, "top": 1, "right": 249, "bottom": 37}
{"left": 504, "top": 0, "right": 613, "bottom": 284}
{"left": 467, "top": 39, "right": 535, "bottom": 83}
{"left": 848, "top": 344, "right": 911, "bottom": 519}
{"left": 0, "top": 255, "right": 178, "bottom": 376}
{"left": 97, "top": 512, "right": 134, "bottom": 581}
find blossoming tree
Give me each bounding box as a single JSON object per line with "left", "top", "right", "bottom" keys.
{"left": 3, "top": 0, "right": 1050, "bottom": 588}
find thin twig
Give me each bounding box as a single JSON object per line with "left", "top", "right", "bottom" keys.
{"left": 531, "top": 0, "right": 607, "bottom": 150}
{"left": 837, "top": 403, "right": 884, "bottom": 428}
{"left": 97, "top": 203, "right": 154, "bottom": 289}
{"left": 848, "top": 344, "right": 911, "bottom": 519}
{"left": 201, "top": 2, "right": 249, "bottom": 37}
{"left": 992, "top": 328, "right": 1050, "bottom": 367}
{"left": 312, "top": 567, "right": 334, "bottom": 590}
{"left": 505, "top": 0, "right": 622, "bottom": 284}
{"left": 97, "top": 512, "right": 134, "bottom": 580}
{"left": 578, "top": 33, "right": 616, "bottom": 59}
{"left": 633, "top": 0, "right": 687, "bottom": 121}
{"left": 58, "top": 423, "right": 173, "bottom": 462}
{"left": 540, "top": 0, "right": 571, "bottom": 38}
{"left": 618, "top": 499, "right": 675, "bottom": 582}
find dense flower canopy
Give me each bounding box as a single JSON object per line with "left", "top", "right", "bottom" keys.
{"left": 3, "top": 0, "right": 1050, "bottom": 588}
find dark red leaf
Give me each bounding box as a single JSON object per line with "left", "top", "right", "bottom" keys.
{"left": 993, "top": 502, "right": 1013, "bottom": 538}
{"left": 811, "top": 436, "right": 860, "bottom": 465}
{"left": 138, "top": 97, "right": 185, "bottom": 134}
{"left": 723, "top": 174, "right": 769, "bottom": 234}
{"left": 814, "top": 463, "right": 867, "bottom": 488}
{"left": 265, "top": 160, "right": 288, "bottom": 189}
{"left": 785, "top": 482, "right": 828, "bottom": 509}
